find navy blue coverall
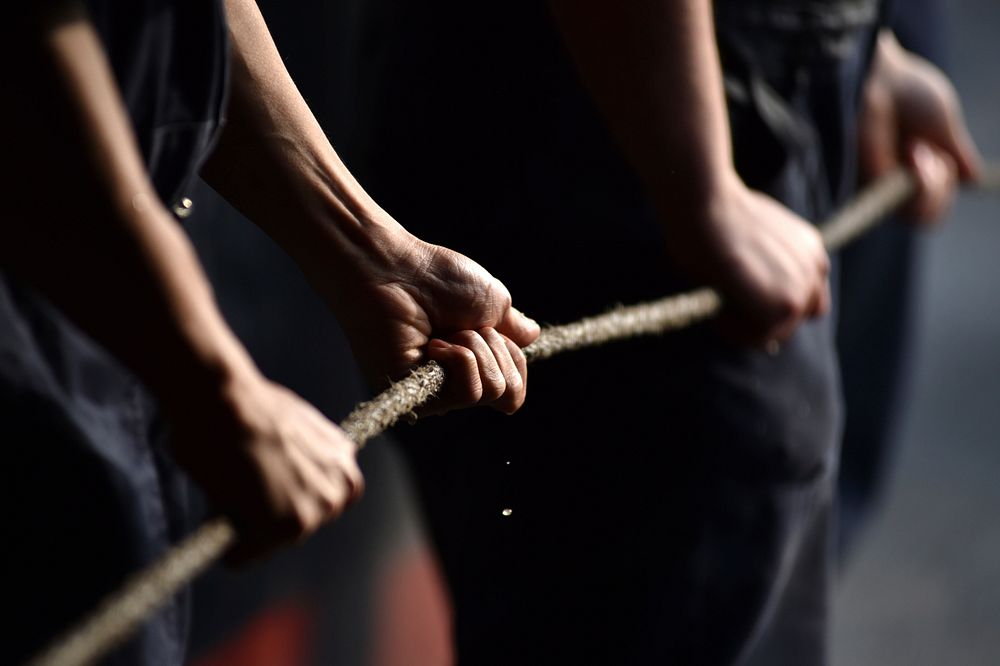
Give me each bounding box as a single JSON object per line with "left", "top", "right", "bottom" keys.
{"left": 2, "top": 1, "right": 227, "bottom": 663}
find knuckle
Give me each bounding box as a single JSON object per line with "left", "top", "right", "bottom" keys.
{"left": 325, "top": 494, "right": 346, "bottom": 521}
{"left": 455, "top": 346, "right": 478, "bottom": 367}
{"left": 349, "top": 472, "right": 366, "bottom": 501}
{"left": 507, "top": 340, "right": 528, "bottom": 370}
{"left": 505, "top": 366, "right": 524, "bottom": 393}
{"left": 281, "top": 508, "right": 313, "bottom": 542}
{"left": 317, "top": 493, "right": 340, "bottom": 519}
{"left": 482, "top": 378, "right": 505, "bottom": 402}
{"left": 478, "top": 326, "right": 499, "bottom": 341}
{"left": 452, "top": 330, "right": 479, "bottom": 347}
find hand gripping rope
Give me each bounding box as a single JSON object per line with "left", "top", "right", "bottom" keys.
{"left": 24, "top": 165, "right": 1000, "bottom": 666}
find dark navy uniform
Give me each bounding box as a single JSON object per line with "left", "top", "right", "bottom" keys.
{"left": 2, "top": 1, "right": 227, "bottom": 663}
{"left": 351, "top": 1, "right": 882, "bottom": 663}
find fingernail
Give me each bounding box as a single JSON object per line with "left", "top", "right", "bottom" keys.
{"left": 428, "top": 339, "right": 449, "bottom": 350}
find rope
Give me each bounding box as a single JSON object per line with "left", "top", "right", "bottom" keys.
{"left": 24, "top": 167, "right": 996, "bottom": 666}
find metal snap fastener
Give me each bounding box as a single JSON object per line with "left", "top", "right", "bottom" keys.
{"left": 172, "top": 197, "right": 194, "bottom": 219}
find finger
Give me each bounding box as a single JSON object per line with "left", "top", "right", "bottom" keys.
{"left": 930, "top": 88, "right": 982, "bottom": 182}
{"left": 505, "top": 334, "right": 529, "bottom": 410}
{"left": 818, "top": 247, "right": 831, "bottom": 278}
{"left": 807, "top": 276, "right": 831, "bottom": 319}
{"left": 495, "top": 304, "right": 541, "bottom": 348}
{"left": 287, "top": 442, "right": 351, "bottom": 522}
{"left": 282, "top": 494, "right": 326, "bottom": 545}
{"left": 907, "top": 141, "right": 958, "bottom": 223}
{"left": 315, "top": 460, "right": 363, "bottom": 516}
{"left": 766, "top": 253, "right": 812, "bottom": 331}
{"left": 294, "top": 402, "right": 364, "bottom": 507}
{"left": 803, "top": 234, "right": 830, "bottom": 319}
{"left": 949, "top": 122, "right": 983, "bottom": 182}
{"left": 723, "top": 260, "right": 798, "bottom": 347}
{"left": 480, "top": 328, "right": 526, "bottom": 414}
{"left": 331, "top": 451, "right": 365, "bottom": 506}
{"left": 296, "top": 423, "right": 365, "bottom": 510}
{"left": 782, "top": 225, "right": 828, "bottom": 299}
{"left": 450, "top": 329, "right": 506, "bottom": 403}
{"left": 858, "top": 81, "right": 899, "bottom": 179}
{"left": 298, "top": 402, "right": 359, "bottom": 456}
{"left": 764, "top": 278, "right": 812, "bottom": 346}
{"left": 422, "top": 339, "right": 483, "bottom": 415}
{"left": 807, "top": 227, "right": 830, "bottom": 278}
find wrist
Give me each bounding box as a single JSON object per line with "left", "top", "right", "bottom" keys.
{"left": 294, "top": 191, "right": 424, "bottom": 310}
{"left": 260, "top": 147, "right": 415, "bottom": 279}
{"left": 154, "top": 337, "right": 262, "bottom": 421}
{"left": 658, "top": 167, "right": 745, "bottom": 242}
{"left": 165, "top": 358, "right": 269, "bottom": 471}
{"left": 108, "top": 198, "right": 268, "bottom": 425}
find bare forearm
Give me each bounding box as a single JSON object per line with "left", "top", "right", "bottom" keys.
{"left": 548, "top": 0, "right": 736, "bottom": 218}
{"left": 201, "top": 0, "right": 406, "bottom": 294}
{"left": 551, "top": 0, "right": 833, "bottom": 344}
{"left": 2, "top": 5, "right": 257, "bottom": 413}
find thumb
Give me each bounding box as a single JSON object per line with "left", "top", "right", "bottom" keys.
{"left": 858, "top": 83, "right": 899, "bottom": 180}
{"left": 496, "top": 305, "right": 541, "bottom": 349}
{"left": 946, "top": 121, "right": 982, "bottom": 183}
{"left": 906, "top": 140, "right": 958, "bottom": 223}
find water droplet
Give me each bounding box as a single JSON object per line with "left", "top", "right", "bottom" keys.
{"left": 501, "top": 508, "right": 513, "bottom": 517}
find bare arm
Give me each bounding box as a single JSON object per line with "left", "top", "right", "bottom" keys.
{"left": 2, "top": 3, "right": 361, "bottom": 562}
{"left": 202, "top": 0, "right": 540, "bottom": 414}
{"left": 549, "top": 0, "right": 830, "bottom": 345}
{"left": 549, "top": 1, "right": 733, "bottom": 212}
{"left": 2, "top": 3, "right": 252, "bottom": 413}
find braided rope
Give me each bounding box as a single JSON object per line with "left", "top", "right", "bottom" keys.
{"left": 25, "top": 167, "right": 994, "bottom": 666}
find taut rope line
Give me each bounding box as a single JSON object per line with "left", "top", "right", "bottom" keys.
{"left": 25, "top": 166, "right": 1000, "bottom": 666}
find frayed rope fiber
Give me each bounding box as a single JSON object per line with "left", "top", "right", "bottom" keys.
{"left": 26, "top": 167, "right": 998, "bottom": 666}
